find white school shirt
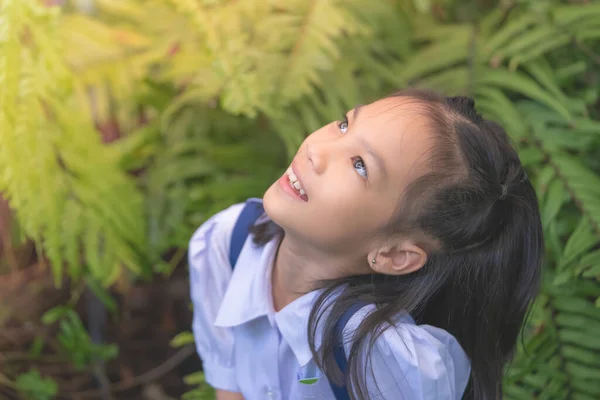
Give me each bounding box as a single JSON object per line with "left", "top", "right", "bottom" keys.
{"left": 189, "top": 202, "right": 471, "bottom": 400}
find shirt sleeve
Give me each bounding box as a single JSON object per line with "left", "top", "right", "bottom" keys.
{"left": 345, "top": 308, "right": 471, "bottom": 400}
{"left": 188, "top": 203, "right": 245, "bottom": 392}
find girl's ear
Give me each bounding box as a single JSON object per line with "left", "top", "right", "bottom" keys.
{"left": 367, "top": 240, "right": 427, "bottom": 275}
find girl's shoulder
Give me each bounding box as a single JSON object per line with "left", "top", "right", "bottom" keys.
{"left": 344, "top": 305, "right": 471, "bottom": 399}
{"left": 188, "top": 202, "right": 250, "bottom": 393}
{"left": 188, "top": 199, "right": 270, "bottom": 287}
{"left": 188, "top": 202, "right": 247, "bottom": 263}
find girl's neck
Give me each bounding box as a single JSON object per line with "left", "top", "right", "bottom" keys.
{"left": 271, "top": 233, "right": 364, "bottom": 312}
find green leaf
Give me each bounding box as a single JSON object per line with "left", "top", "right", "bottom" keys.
{"left": 518, "top": 147, "right": 544, "bottom": 167}
{"left": 571, "top": 376, "right": 600, "bottom": 396}
{"left": 508, "top": 35, "right": 571, "bottom": 68}
{"left": 182, "top": 387, "right": 216, "bottom": 400}
{"left": 521, "top": 372, "right": 549, "bottom": 391}
{"left": 553, "top": 297, "right": 600, "bottom": 322}
{"left": 556, "top": 314, "right": 600, "bottom": 336}
{"left": 170, "top": 332, "right": 196, "bottom": 348}
{"left": 542, "top": 179, "right": 567, "bottom": 228}
{"left": 412, "top": 0, "right": 431, "bottom": 14}
{"left": 41, "top": 306, "right": 71, "bottom": 325}
{"left": 15, "top": 369, "right": 58, "bottom": 400}
{"left": 572, "top": 392, "right": 599, "bottom": 400}
{"left": 562, "top": 345, "right": 600, "bottom": 367}
{"left": 522, "top": 60, "right": 567, "bottom": 105}
{"left": 483, "top": 13, "right": 537, "bottom": 57}
{"left": 552, "top": 4, "right": 600, "bottom": 26}
{"left": 29, "top": 337, "right": 44, "bottom": 358}
{"left": 476, "top": 69, "right": 571, "bottom": 120}
{"left": 559, "top": 217, "right": 598, "bottom": 270}
{"left": 559, "top": 330, "right": 600, "bottom": 350}
{"left": 546, "top": 221, "right": 563, "bottom": 264}
{"left": 553, "top": 270, "right": 573, "bottom": 286}
{"left": 566, "top": 362, "right": 600, "bottom": 380}
{"left": 535, "top": 165, "right": 556, "bottom": 198}
{"left": 479, "top": 7, "right": 505, "bottom": 37}
{"left": 570, "top": 118, "right": 600, "bottom": 135}
{"left": 85, "top": 278, "right": 118, "bottom": 314}
{"left": 581, "top": 263, "right": 600, "bottom": 278}
{"left": 416, "top": 66, "right": 469, "bottom": 95}
{"left": 475, "top": 87, "right": 527, "bottom": 140}
{"left": 499, "top": 24, "right": 556, "bottom": 59}
{"left": 533, "top": 127, "right": 593, "bottom": 152}
{"left": 97, "top": 343, "right": 119, "bottom": 361}
{"left": 411, "top": 18, "right": 470, "bottom": 41}
{"left": 503, "top": 383, "right": 534, "bottom": 400}
{"left": 183, "top": 371, "right": 207, "bottom": 386}
{"left": 556, "top": 61, "right": 587, "bottom": 82}
{"left": 551, "top": 154, "right": 600, "bottom": 233}
{"left": 573, "top": 280, "right": 600, "bottom": 297}
{"left": 395, "top": 30, "right": 470, "bottom": 84}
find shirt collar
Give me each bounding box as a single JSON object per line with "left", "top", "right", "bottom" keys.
{"left": 213, "top": 227, "right": 336, "bottom": 367}
{"left": 274, "top": 289, "right": 323, "bottom": 367}
{"left": 214, "top": 235, "right": 280, "bottom": 328}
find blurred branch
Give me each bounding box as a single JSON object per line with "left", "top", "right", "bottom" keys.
{"left": 0, "top": 372, "right": 16, "bottom": 389}
{"left": 0, "top": 194, "right": 18, "bottom": 271}
{"left": 74, "top": 345, "right": 195, "bottom": 398}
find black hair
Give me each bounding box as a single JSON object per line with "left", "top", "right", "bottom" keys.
{"left": 250, "top": 89, "right": 543, "bottom": 400}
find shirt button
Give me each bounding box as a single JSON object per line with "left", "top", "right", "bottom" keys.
{"left": 265, "top": 386, "right": 281, "bottom": 400}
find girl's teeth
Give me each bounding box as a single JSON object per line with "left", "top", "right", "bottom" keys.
{"left": 286, "top": 166, "right": 306, "bottom": 197}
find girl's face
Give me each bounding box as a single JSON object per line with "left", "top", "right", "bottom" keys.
{"left": 263, "top": 97, "right": 435, "bottom": 255}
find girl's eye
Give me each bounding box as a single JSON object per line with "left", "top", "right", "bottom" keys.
{"left": 337, "top": 115, "right": 366, "bottom": 179}
{"left": 337, "top": 116, "right": 349, "bottom": 134}
{"left": 352, "top": 157, "right": 368, "bottom": 179}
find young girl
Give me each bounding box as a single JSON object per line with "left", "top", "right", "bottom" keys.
{"left": 189, "top": 89, "right": 543, "bottom": 400}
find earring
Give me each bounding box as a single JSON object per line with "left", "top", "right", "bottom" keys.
{"left": 371, "top": 258, "right": 376, "bottom": 264}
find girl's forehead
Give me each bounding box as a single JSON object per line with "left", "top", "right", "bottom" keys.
{"left": 353, "top": 97, "right": 435, "bottom": 145}
{"left": 357, "top": 97, "right": 436, "bottom": 186}
{"left": 359, "top": 96, "right": 432, "bottom": 122}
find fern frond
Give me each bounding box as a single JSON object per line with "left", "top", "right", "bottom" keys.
{"left": 475, "top": 87, "right": 527, "bottom": 140}
{"left": 274, "top": 0, "right": 367, "bottom": 106}
{"left": 515, "top": 102, "right": 600, "bottom": 238}
{"left": 0, "top": 0, "right": 147, "bottom": 285}
{"left": 59, "top": 12, "right": 166, "bottom": 125}
{"left": 506, "top": 282, "right": 600, "bottom": 399}
{"left": 476, "top": 69, "right": 571, "bottom": 120}
{"left": 482, "top": 12, "right": 538, "bottom": 58}
{"left": 393, "top": 29, "right": 471, "bottom": 86}
{"left": 161, "top": 0, "right": 382, "bottom": 117}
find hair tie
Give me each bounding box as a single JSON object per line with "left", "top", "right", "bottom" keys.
{"left": 499, "top": 184, "right": 508, "bottom": 200}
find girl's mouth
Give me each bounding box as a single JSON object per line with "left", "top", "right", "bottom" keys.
{"left": 286, "top": 167, "right": 306, "bottom": 195}
{"left": 279, "top": 167, "right": 309, "bottom": 202}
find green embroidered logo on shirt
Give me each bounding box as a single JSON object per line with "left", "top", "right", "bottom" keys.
{"left": 298, "top": 377, "right": 319, "bottom": 385}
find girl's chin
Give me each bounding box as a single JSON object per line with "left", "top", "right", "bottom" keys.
{"left": 263, "top": 191, "right": 303, "bottom": 226}
{"left": 275, "top": 173, "right": 309, "bottom": 202}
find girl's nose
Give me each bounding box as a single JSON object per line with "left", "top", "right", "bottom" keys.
{"left": 306, "top": 142, "right": 329, "bottom": 175}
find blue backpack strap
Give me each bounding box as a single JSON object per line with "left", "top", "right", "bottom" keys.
{"left": 229, "top": 199, "right": 264, "bottom": 269}
{"left": 328, "top": 301, "right": 368, "bottom": 400}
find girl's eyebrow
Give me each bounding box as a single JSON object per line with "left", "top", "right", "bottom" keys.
{"left": 349, "top": 104, "right": 387, "bottom": 178}
{"left": 359, "top": 136, "right": 387, "bottom": 179}
{"left": 352, "top": 104, "right": 363, "bottom": 121}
